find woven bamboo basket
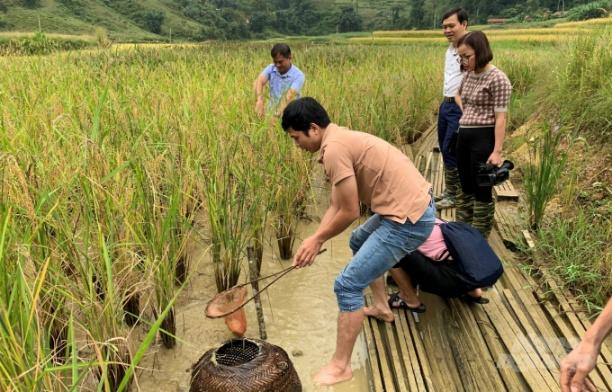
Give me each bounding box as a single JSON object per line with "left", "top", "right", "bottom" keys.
{"left": 190, "top": 338, "right": 302, "bottom": 392}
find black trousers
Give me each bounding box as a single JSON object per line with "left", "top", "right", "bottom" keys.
{"left": 456, "top": 126, "right": 495, "bottom": 203}
{"left": 394, "top": 252, "right": 476, "bottom": 298}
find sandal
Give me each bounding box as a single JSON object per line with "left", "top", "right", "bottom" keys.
{"left": 461, "top": 294, "right": 490, "bottom": 305}
{"left": 388, "top": 292, "right": 426, "bottom": 313}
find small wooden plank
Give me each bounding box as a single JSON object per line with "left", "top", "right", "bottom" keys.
{"left": 423, "top": 152, "right": 433, "bottom": 182}
{"left": 431, "top": 157, "right": 444, "bottom": 197}
{"left": 490, "top": 229, "right": 572, "bottom": 371}
{"left": 472, "top": 304, "right": 531, "bottom": 391}
{"left": 440, "top": 207, "right": 454, "bottom": 222}
{"left": 415, "top": 294, "right": 464, "bottom": 391}
{"left": 503, "top": 289, "right": 560, "bottom": 380}
{"left": 494, "top": 180, "right": 519, "bottom": 201}
{"left": 370, "top": 311, "right": 397, "bottom": 391}
{"left": 393, "top": 308, "right": 421, "bottom": 391}
{"left": 416, "top": 154, "right": 425, "bottom": 175}
{"left": 522, "top": 230, "right": 535, "bottom": 249}
{"left": 399, "top": 143, "right": 414, "bottom": 161}
{"left": 413, "top": 125, "right": 437, "bottom": 160}
{"left": 447, "top": 299, "right": 507, "bottom": 391}
{"left": 536, "top": 291, "right": 609, "bottom": 391}
{"left": 485, "top": 292, "right": 557, "bottom": 391}
{"left": 400, "top": 309, "right": 429, "bottom": 391}
{"left": 539, "top": 268, "right": 612, "bottom": 369}
{"left": 497, "top": 291, "right": 564, "bottom": 392}
{"left": 565, "top": 300, "right": 612, "bottom": 385}
{"left": 501, "top": 267, "right": 569, "bottom": 370}
{"left": 518, "top": 231, "right": 612, "bottom": 386}
{"left": 404, "top": 309, "right": 436, "bottom": 391}
{"left": 383, "top": 320, "right": 409, "bottom": 391}
{"left": 362, "top": 300, "right": 385, "bottom": 392}
{"left": 494, "top": 205, "right": 523, "bottom": 251}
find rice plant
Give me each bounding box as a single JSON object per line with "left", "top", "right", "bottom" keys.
{"left": 524, "top": 124, "right": 568, "bottom": 230}
{"left": 536, "top": 209, "right": 611, "bottom": 313}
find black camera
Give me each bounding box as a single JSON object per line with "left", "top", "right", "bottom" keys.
{"left": 477, "top": 160, "right": 514, "bottom": 187}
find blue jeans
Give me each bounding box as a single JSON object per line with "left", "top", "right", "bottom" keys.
{"left": 437, "top": 101, "right": 462, "bottom": 168}
{"left": 335, "top": 200, "right": 436, "bottom": 312}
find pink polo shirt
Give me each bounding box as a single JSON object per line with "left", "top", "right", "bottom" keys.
{"left": 318, "top": 124, "right": 431, "bottom": 224}
{"left": 417, "top": 219, "right": 450, "bottom": 261}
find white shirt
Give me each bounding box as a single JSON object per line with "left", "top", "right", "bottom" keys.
{"left": 443, "top": 45, "right": 463, "bottom": 97}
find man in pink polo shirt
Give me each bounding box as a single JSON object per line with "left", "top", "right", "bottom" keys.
{"left": 281, "top": 97, "right": 436, "bottom": 386}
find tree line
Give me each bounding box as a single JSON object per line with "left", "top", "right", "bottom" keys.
{"left": 7, "top": 0, "right": 608, "bottom": 40}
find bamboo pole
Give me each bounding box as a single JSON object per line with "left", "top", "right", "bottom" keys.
{"left": 247, "top": 245, "right": 266, "bottom": 340}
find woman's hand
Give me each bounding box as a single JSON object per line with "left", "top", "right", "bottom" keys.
{"left": 487, "top": 151, "right": 503, "bottom": 166}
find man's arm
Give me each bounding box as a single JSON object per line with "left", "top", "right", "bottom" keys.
{"left": 293, "top": 176, "right": 360, "bottom": 268}
{"left": 560, "top": 298, "right": 612, "bottom": 392}
{"left": 254, "top": 73, "right": 268, "bottom": 117}
{"left": 275, "top": 72, "right": 304, "bottom": 116}
{"left": 275, "top": 88, "right": 298, "bottom": 117}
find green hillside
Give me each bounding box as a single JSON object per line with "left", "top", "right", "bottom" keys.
{"left": 0, "top": 0, "right": 205, "bottom": 41}
{"left": 0, "top": 0, "right": 606, "bottom": 42}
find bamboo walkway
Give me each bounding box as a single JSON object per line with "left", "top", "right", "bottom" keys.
{"left": 361, "top": 128, "right": 612, "bottom": 391}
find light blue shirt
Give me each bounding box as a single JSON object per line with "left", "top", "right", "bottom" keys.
{"left": 261, "top": 64, "right": 305, "bottom": 106}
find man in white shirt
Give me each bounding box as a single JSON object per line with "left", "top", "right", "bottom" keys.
{"left": 435, "top": 8, "right": 468, "bottom": 209}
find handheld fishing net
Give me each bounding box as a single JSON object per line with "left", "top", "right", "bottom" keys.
{"left": 205, "top": 265, "right": 295, "bottom": 319}
{"left": 205, "top": 249, "right": 326, "bottom": 319}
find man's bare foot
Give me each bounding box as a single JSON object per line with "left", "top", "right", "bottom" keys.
{"left": 313, "top": 362, "right": 353, "bottom": 386}
{"left": 364, "top": 305, "right": 394, "bottom": 322}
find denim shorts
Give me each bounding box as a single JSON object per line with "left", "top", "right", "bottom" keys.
{"left": 334, "top": 199, "right": 436, "bottom": 312}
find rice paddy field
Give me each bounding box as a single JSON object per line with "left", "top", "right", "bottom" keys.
{"left": 0, "top": 17, "right": 610, "bottom": 391}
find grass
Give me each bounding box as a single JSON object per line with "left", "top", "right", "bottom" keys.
{"left": 555, "top": 15, "right": 612, "bottom": 27}
{"left": 0, "top": 31, "right": 96, "bottom": 55}
{"left": 536, "top": 209, "right": 611, "bottom": 314}
{"left": 511, "top": 30, "right": 611, "bottom": 312}
{"left": 523, "top": 124, "right": 568, "bottom": 230}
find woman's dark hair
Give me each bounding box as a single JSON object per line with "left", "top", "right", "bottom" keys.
{"left": 441, "top": 7, "right": 468, "bottom": 25}
{"left": 457, "top": 31, "right": 493, "bottom": 71}
{"left": 281, "top": 97, "right": 331, "bottom": 134}
{"left": 271, "top": 43, "right": 291, "bottom": 58}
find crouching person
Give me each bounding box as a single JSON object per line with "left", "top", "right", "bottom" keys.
{"left": 366, "top": 218, "right": 500, "bottom": 322}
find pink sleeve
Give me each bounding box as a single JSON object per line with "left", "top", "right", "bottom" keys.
{"left": 417, "top": 220, "right": 450, "bottom": 261}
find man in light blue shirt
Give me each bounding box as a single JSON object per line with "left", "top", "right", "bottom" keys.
{"left": 254, "top": 43, "right": 305, "bottom": 117}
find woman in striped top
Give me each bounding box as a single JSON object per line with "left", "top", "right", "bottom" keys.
{"left": 454, "top": 31, "right": 512, "bottom": 238}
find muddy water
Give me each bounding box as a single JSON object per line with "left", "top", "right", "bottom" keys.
{"left": 137, "top": 197, "right": 371, "bottom": 391}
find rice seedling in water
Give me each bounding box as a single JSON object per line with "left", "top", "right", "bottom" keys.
{"left": 0, "top": 207, "right": 59, "bottom": 391}
{"left": 130, "top": 154, "right": 190, "bottom": 349}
